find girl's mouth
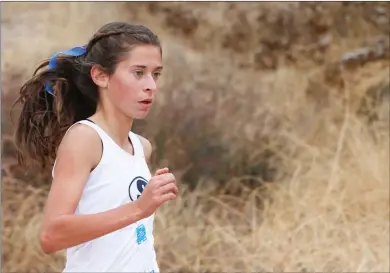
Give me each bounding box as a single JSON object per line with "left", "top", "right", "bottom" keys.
{"left": 139, "top": 99, "right": 152, "bottom": 104}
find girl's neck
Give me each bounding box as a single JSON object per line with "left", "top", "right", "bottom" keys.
{"left": 91, "top": 106, "right": 134, "bottom": 149}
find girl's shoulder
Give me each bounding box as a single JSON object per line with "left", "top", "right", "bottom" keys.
{"left": 56, "top": 122, "right": 103, "bottom": 170}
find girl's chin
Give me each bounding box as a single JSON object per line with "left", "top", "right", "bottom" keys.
{"left": 132, "top": 111, "right": 150, "bottom": 120}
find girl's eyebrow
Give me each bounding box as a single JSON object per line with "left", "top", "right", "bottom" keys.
{"left": 130, "top": 65, "right": 163, "bottom": 70}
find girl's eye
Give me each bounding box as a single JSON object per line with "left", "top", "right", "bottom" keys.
{"left": 135, "top": 71, "right": 143, "bottom": 77}
{"left": 153, "top": 72, "right": 161, "bottom": 79}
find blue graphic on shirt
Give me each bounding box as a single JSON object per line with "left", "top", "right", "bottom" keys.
{"left": 136, "top": 224, "right": 147, "bottom": 245}
{"left": 128, "top": 176, "right": 148, "bottom": 201}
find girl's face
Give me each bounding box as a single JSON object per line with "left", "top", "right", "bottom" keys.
{"left": 104, "top": 44, "right": 163, "bottom": 120}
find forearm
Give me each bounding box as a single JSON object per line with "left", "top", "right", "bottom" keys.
{"left": 40, "top": 201, "right": 143, "bottom": 253}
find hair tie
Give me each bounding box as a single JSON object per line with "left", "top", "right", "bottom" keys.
{"left": 45, "top": 46, "right": 87, "bottom": 96}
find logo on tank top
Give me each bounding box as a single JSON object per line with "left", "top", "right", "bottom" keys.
{"left": 128, "top": 176, "right": 148, "bottom": 201}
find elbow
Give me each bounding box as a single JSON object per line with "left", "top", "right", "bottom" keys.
{"left": 39, "top": 229, "right": 56, "bottom": 254}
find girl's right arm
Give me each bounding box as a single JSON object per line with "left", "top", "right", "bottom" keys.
{"left": 39, "top": 124, "right": 178, "bottom": 254}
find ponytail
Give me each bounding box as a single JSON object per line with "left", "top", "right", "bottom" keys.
{"left": 12, "top": 46, "right": 98, "bottom": 171}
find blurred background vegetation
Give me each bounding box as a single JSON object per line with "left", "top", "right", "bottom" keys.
{"left": 1, "top": 2, "right": 389, "bottom": 272}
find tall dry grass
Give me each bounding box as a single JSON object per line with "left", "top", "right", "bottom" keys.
{"left": 3, "top": 118, "right": 389, "bottom": 272}
{"left": 154, "top": 116, "right": 389, "bottom": 272}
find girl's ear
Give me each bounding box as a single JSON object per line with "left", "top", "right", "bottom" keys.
{"left": 90, "top": 65, "right": 109, "bottom": 88}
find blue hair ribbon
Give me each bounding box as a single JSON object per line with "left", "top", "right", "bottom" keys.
{"left": 45, "top": 46, "right": 87, "bottom": 96}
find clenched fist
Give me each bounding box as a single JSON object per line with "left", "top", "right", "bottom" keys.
{"left": 135, "top": 168, "right": 178, "bottom": 218}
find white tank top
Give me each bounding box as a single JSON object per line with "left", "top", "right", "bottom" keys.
{"left": 52, "top": 120, "right": 159, "bottom": 272}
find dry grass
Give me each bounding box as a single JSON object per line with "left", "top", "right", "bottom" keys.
{"left": 2, "top": 2, "right": 389, "bottom": 272}
{"left": 156, "top": 118, "right": 389, "bottom": 272}
{"left": 3, "top": 112, "right": 389, "bottom": 272}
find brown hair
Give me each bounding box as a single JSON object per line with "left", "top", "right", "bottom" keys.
{"left": 12, "top": 22, "right": 161, "bottom": 171}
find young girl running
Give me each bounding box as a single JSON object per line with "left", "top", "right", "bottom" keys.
{"left": 12, "top": 22, "right": 177, "bottom": 272}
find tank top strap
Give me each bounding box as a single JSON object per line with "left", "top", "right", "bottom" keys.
{"left": 128, "top": 131, "right": 145, "bottom": 158}
{"left": 52, "top": 119, "right": 110, "bottom": 178}
{"left": 77, "top": 119, "right": 112, "bottom": 144}
{"left": 52, "top": 120, "right": 146, "bottom": 178}
{"left": 83, "top": 120, "right": 145, "bottom": 159}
